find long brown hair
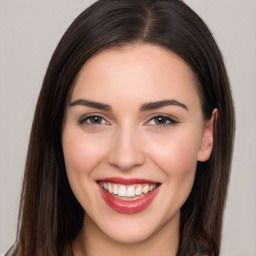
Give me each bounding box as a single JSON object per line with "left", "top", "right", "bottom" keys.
{"left": 12, "top": 0, "right": 235, "bottom": 255}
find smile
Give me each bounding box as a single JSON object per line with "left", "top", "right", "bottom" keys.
{"left": 100, "top": 182, "right": 157, "bottom": 200}
{"left": 97, "top": 178, "right": 160, "bottom": 214}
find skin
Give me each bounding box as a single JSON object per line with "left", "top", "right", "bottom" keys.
{"left": 62, "top": 43, "right": 216, "bottom": 256}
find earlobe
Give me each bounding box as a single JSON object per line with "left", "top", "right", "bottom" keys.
{"left": 197, "top": 108, "right": 218, "bottom": 162}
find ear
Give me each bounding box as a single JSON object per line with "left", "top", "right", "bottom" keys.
{"left": 197, "top": 108, "right": 218, "bottom": 162}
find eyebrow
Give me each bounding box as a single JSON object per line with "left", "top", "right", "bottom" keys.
{"left": 140, "top": 99, "right": 188, "bottom": 111}
{"left": 69, "top": 99, "right": 188, "bottom": 112}
{"left": 69, "top": 99, "right": 112, "bottom": 111}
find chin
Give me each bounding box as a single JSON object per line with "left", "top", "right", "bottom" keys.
{"left": 102, "top": 221, "right": 159, "bottom": 245}
{"left": 90, "top": 206, "right": 180, "bottom": 246}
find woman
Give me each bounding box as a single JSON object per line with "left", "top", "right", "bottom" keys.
{"left": 7, "top": 0, "right": 235, "bottom": 255}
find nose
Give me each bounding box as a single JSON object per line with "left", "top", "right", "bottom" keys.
{"left": 108, "top": 126, "right": 145, "bottom": 172}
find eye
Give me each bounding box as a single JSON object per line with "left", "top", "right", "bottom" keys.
{"left": 147, "top": 115, "right": 178, "bottom": 127}
{"left": 79, "top": 115, "right": 109, "bottom": 125}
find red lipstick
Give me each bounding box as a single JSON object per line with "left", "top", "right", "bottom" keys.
{"left": 97, "top": 177, "right": 156, "bottom": 185}
{"left": 97, "top": 177, "right": 160, "bottom": 214}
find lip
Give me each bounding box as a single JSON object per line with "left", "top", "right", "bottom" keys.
{"left": 97, "top": 177, "right": 157, "bottom": 185}
{"left": 97, "top": 178, "right": 160, "bottom": 214}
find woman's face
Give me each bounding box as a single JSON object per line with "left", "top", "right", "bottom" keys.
{"left": 62, "top": 43, "right": 214, "bottom": 244}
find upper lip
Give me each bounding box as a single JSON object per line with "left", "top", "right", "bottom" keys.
{"left": 96, "top": 177, "right": 159, "bottom": 185}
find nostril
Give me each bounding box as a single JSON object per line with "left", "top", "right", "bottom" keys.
{"left": 109, "top": 154, "right": 145, "bottom": 172}
{"left": 108, "top": 146, "right": 145, "bottom": 172}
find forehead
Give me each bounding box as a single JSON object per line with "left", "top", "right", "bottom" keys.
{"left": 71, "top": 43, "right": 201, "bottom": 111}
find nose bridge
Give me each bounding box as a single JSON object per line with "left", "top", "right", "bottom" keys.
{"left": 108, "top": 123, "right": 145, "bottom": 171}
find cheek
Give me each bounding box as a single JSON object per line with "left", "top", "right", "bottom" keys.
{"left": 62, "top": 128, "right": 106, "bottom": 200}
{"left": 62, "top": 130, "right": 105, "bottom": 176}
{"left": 144, "top": 129, "right": 202, "bottom": 216}
{"left": 149, "top": 130, "right": 200, "bottom": 175}
{"left": 62, "top": 129, "right": 110, "bottom": 212}
{"left": 171, "top": 138, "right": 199, "bottom": 171}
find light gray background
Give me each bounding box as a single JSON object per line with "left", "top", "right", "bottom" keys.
{"left": 0, "top": 1, "right": 255, "bottom": 255}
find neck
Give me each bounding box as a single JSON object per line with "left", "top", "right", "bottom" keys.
{"left": 73, "top": 212, "right": 180, "bottom": 256}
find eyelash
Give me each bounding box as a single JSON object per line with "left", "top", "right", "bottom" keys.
{"left": 146, "top": 115, "right": 179, "bottom": 127}
{"left": 78, "top": 114, "right": 179, "bottom": 128}
{"left": 78, "top": 114, "right": 110, "bottom": 126}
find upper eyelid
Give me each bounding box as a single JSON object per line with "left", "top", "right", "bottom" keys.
{"left": 78, "top": 113, "right": 110, "bottom": 124}
{"left": 145, "top": 113, "right": 179, "bottom": 122}
{"left": 148, "top": 118, "right": 177, "bottom": 125}
{"left": 79, "top": 112, "right": 109, "bottom": 119}
{"left": 145, "top": 117, "right": 180, "bottom": 130}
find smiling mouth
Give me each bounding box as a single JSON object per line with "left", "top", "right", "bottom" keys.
{"left": 97, "top": 178, "right": 161, "bottom": 214}
{"left": 99, "top": 182, "right": 159, "bottom": 201}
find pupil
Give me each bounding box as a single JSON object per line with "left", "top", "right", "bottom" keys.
{"left": 156, "top": 116, "right": 165, "bottom": 124}
{"left": 91, "top": 116, "right": 101, "bottom": 123}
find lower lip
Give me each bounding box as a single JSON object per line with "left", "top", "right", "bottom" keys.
{"left": 98, "top": 184, "right": 160, "bottom": 214}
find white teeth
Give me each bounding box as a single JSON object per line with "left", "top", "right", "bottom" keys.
{"left": 113, "top": 184, "right": 118, "bottom": 195}
{"left": 135, "top": 185, "right": 142, "bottom": 196}
{"left": 142, "top": 184, "right": 149, "bottom": 194}
{"left": 118, "top": 185, "right": 126, "bottom": 196}
{"left": 107, "top": 183, "right": 112, "bottom": 194}
{"left": 127, "top": 186, "right": 136, "bottom": 197}
{"left": 100, "top": 182, "right": 157, "bottom": 198}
